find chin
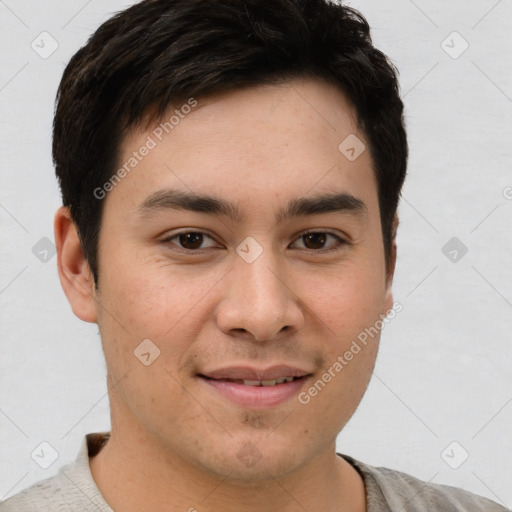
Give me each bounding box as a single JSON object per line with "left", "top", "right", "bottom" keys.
{"left": 192, "top": 434, "right": 312, "bottom": 484}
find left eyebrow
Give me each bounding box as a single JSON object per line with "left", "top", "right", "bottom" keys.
{"left": 136, "top": 188, "right": 367, "bottom": 224}
{"left": 275, "top": 191, "right": 367, "bottom": 224}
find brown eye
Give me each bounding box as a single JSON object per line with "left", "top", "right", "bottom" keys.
{"left": 302, "top": 232, "right": 327, "bottom": 250}
{"left": 291, "top": 231, "right": 346, "bottom": 252}
{"left": 162, "top": 231, "right": 218, "bottom": 251}
{"left": 178, "top": 232, "right": 204, "bottom": 250}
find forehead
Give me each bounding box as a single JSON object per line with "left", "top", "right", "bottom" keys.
{"left": 110, "top": 76, "right": 378, "bottom": 217}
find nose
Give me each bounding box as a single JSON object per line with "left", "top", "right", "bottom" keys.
{"left": 214, "top": 244, "right": 305, "bottom": 342}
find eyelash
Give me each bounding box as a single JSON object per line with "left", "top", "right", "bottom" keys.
{"left": 160, "top": 230, "right": 348, "bottom": 254}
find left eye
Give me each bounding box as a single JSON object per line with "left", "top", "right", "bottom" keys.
{"left": 290, "top": 231, "right": 345, "bottom": 251}
{"left": 162, "top": 230, "right": 345, "bottom": 252}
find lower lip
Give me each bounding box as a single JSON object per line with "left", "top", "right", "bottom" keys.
{"left": 200, "top": 377, "right": 309, "bottom": 409}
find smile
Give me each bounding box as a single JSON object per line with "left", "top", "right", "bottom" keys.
{"left": 211, "top": 376, "right": 301, "bottom": 386}
{"left": 197, "top": 368, "right": 311, "bottom": 409}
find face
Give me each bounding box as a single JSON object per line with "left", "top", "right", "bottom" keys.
{"left": 84, "top": 77, "right": 394, "bottom": 480}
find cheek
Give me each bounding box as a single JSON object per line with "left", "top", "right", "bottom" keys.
{"left": 97, "top": 248, "right": 206, "bottom": 335}
{"left": 95, "top": 256, "right": 230, "bottom": 383}
{"left": 304, "top": 261, "right": 386, "bottom": 335}
{"left": 301, "top": 274, "right": 382, "bottom": 427}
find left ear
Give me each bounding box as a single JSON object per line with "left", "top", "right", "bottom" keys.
{"left": 384, "top": 215, "right": 398, "bottom": 312}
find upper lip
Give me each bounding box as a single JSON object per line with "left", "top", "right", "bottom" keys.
{"left": 199, "top": 365, "right": 311, "bottom": 381}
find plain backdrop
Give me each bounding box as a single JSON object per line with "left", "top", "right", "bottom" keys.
{"left": 1, "top": 0, "right": 511, "bottom": 506}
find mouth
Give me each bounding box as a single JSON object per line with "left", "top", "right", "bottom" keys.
{"left": 197, "top": 366, "right": 312, "bottom": 409}
{"left": 199, "top": 376, "right": 304, "bottom": 387}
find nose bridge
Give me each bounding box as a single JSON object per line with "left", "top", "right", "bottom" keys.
{"left": 242, "top": 249, "right": 285, "bottom": 306}
{"left": 237, "top": 238, "right": 287, "bottom": 310}
{"left": 215, "top": 237, "right": 303, "bottom": 341}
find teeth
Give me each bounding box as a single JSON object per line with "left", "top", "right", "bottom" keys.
{"left": 242, "top": 377, "right": 298, "bottom": 387}
{"left": 243, "top": 380, "right": 261, "bottom": 386}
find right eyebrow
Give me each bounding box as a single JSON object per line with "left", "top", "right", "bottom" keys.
{"left": 137, "top": 188, "right": 243, "bottom": 222}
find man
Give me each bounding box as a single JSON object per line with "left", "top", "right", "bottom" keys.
{"left": 0, "top": 0, "right": 507, "bottom": 510}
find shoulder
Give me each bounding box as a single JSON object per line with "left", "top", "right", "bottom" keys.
{"left": 0, "top": 471, "right": 68, "bottom": 512}
{"left": 342, "top": 454, "right": 509, "bottom": 512}
{"left": 0, "top": 433, "right": 111, "bottom": 512}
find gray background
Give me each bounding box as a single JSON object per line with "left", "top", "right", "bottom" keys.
{"left": 1, "top": 0, "right": 511, "bottom": 506}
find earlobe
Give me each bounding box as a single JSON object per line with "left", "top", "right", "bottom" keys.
{"left": 54, "top": 206, "right": 98, "bottom": 323}
{"left": 384, "top": 215, "right": 398, "bottom": 312}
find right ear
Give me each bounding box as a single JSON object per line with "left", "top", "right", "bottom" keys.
{"left": 54, "top": 206, "right": 98, "bottom": 323}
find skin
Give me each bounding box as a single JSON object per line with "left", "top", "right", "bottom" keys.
{"left": 55, "top": 76, "right": 397, "bottom": 512}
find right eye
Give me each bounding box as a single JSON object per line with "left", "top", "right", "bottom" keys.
{"left": 160, "top": 231, "right": 220, "bottom": 252}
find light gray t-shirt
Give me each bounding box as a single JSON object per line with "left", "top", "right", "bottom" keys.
{"left": 0, "top": 432, "right": 508, "bottom": 511}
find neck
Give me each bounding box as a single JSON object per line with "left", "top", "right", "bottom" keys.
{"left": 89, "top": 424, "right": 366, "bottom": 512}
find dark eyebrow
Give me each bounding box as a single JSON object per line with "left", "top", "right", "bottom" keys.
{"left": 137, "top": 189, "right": 367, "bottom": 223}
